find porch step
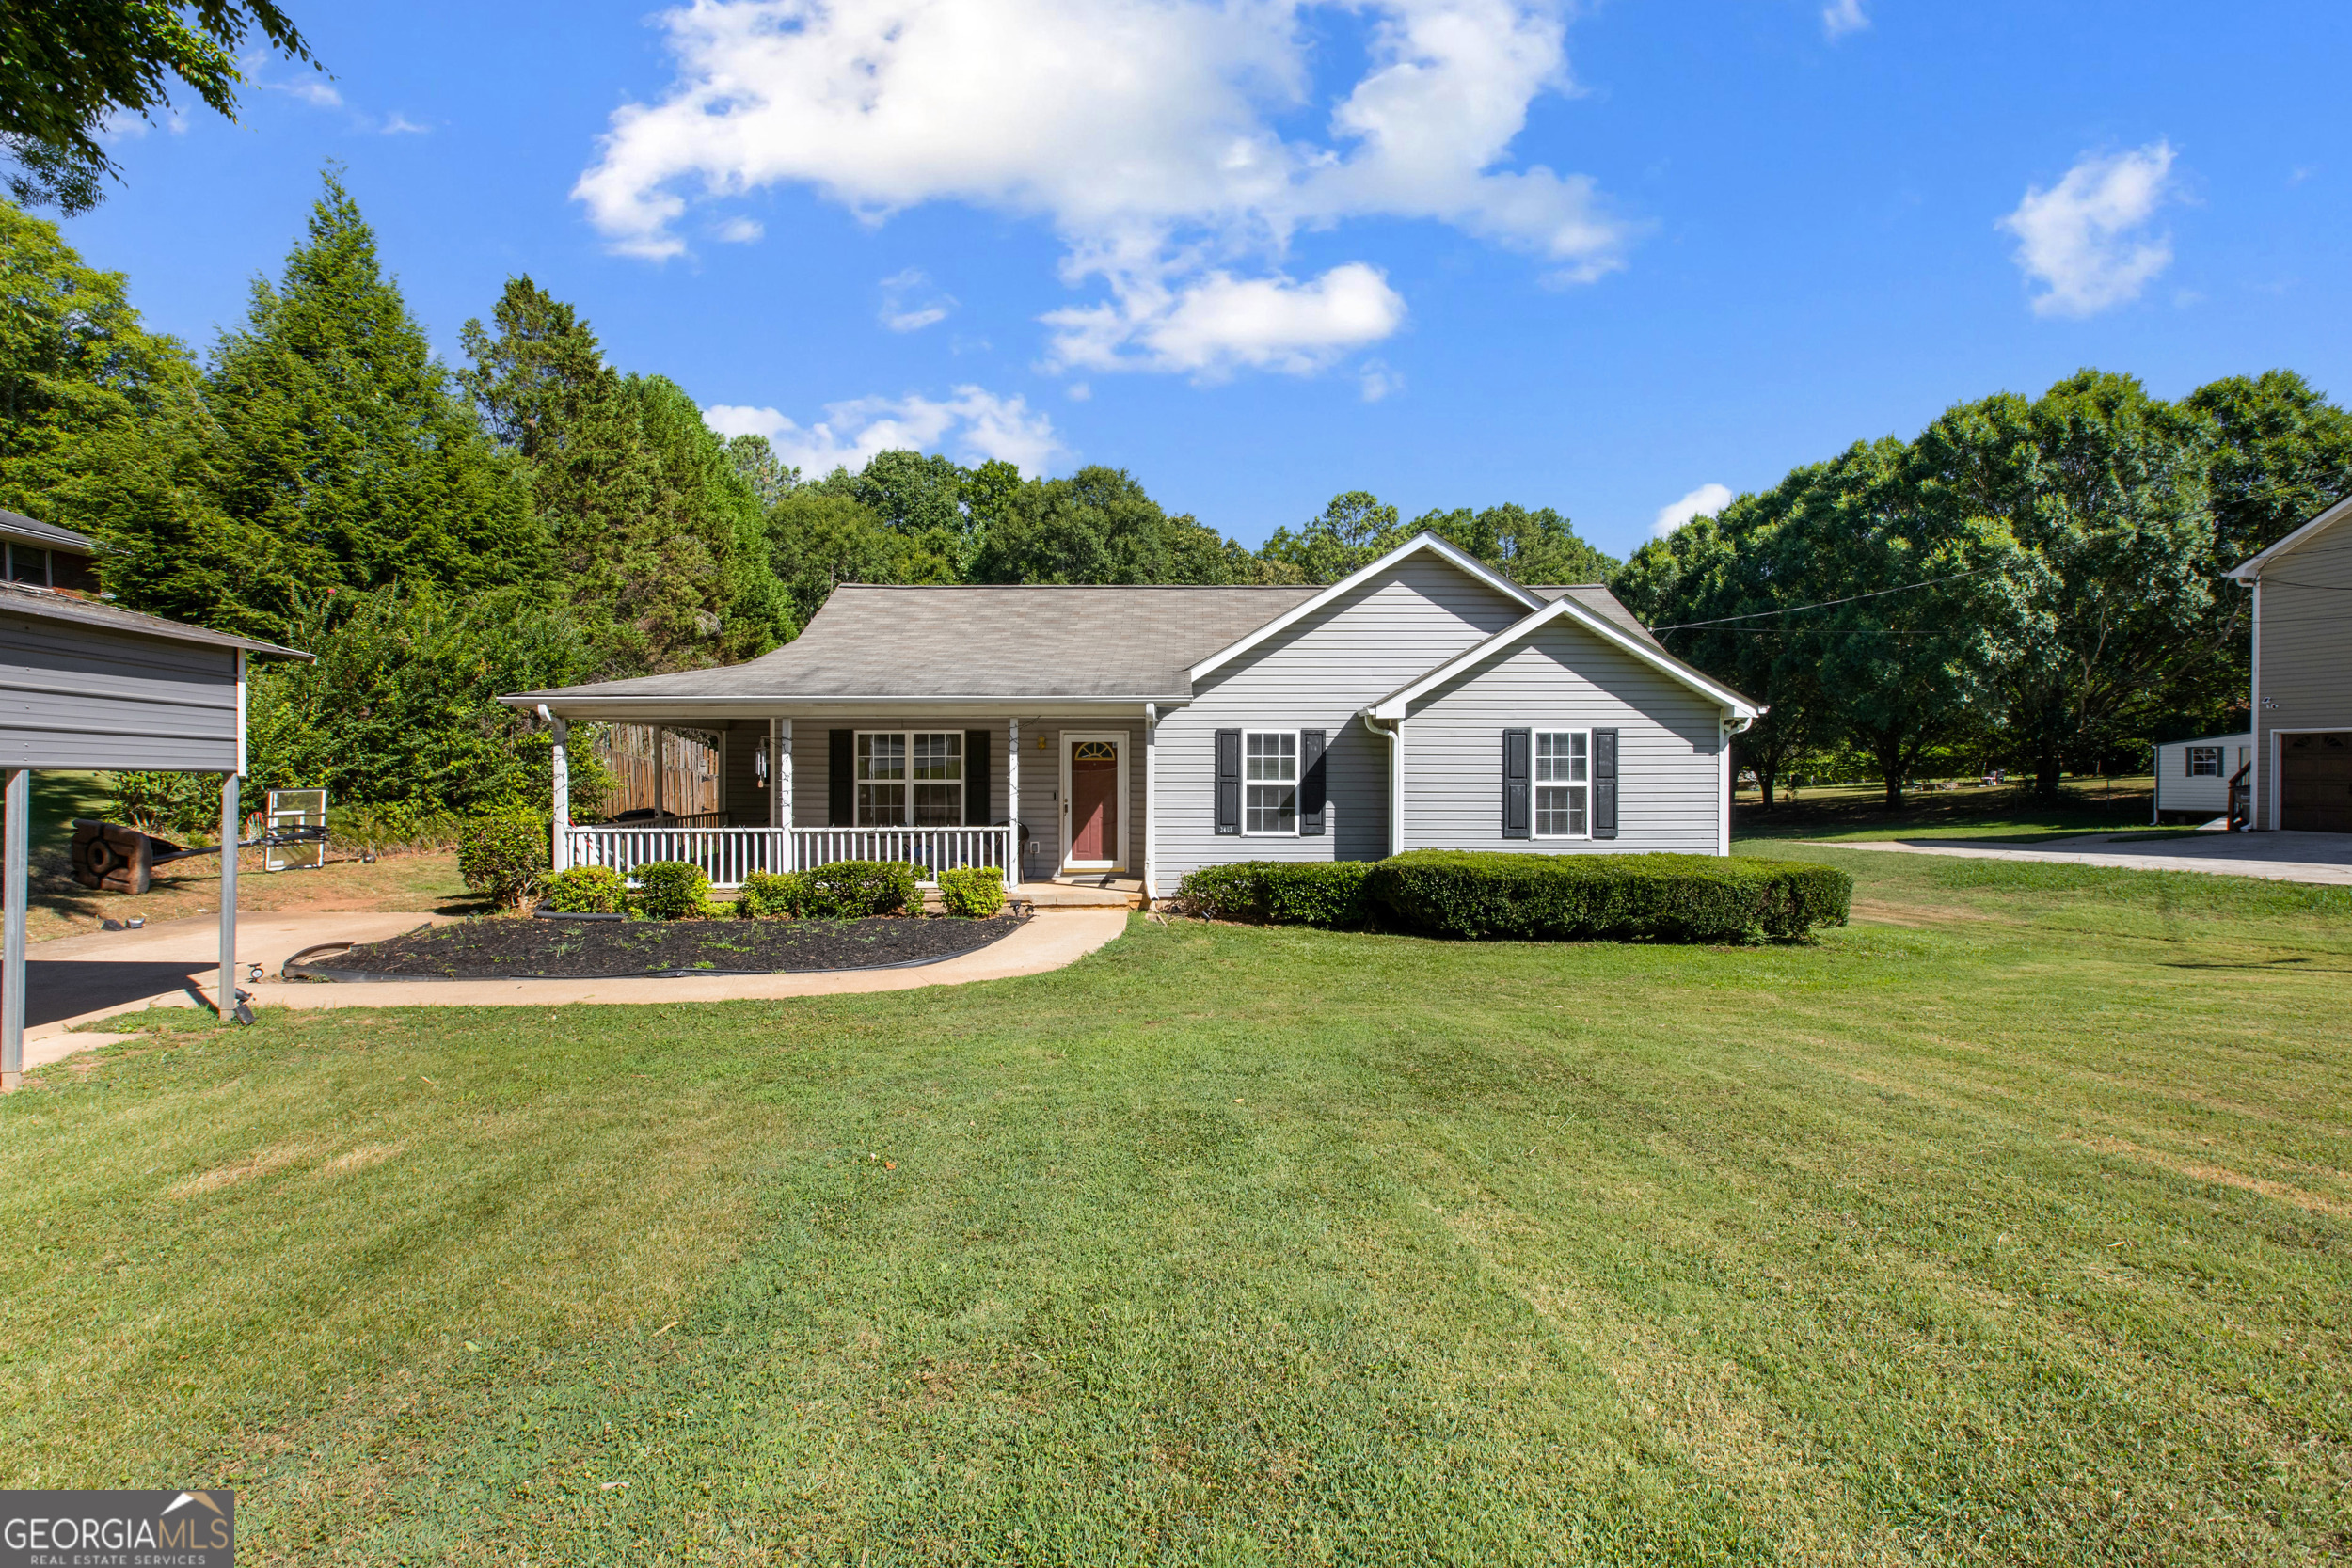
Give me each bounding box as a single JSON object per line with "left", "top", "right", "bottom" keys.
{"left": 1018, "top": 884, "right": 1140, "bottom": 909}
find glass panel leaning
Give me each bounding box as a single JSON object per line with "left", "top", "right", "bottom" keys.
{"left": 1245, "top": 731, "right": 1298, "bottom": 834}
{"left": 1535, "top": 730, "right": 1588, "bottom": 838}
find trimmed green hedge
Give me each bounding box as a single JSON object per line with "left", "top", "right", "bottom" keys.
{"left": 1366, "top": 851, "right": 1850, "bottom": 942}
{"left": 735, "top": 870, "right": 803, "bottom": 919}
{"left": 800, "top": 860, "right": 919, "bottom": 920}
{"left": 937, "top": 866, "right": 1007, "bottom": 918}
{"left": 540, "top": 864, "right": 628, "bottom": 914}
{"left": 634, "top": 861, "right": 714, "bottom": 921}
{"left": 1176, "top": 861, "right": 1373, "bottom": 928}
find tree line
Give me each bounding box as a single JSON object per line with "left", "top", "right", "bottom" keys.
{"left": 0, "top": 171, "right": 1617, "bottom": 816}
{"left": 1617, "top": 369, "right": 2352, "bottom": 806}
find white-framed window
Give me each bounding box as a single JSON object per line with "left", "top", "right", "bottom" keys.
{"left": 1244, "top": 730, "right": 1298, "bottom": 834}
{"left": 2187, "top": 745, "right": 2222, "bottom": 778}
{"left": 1534, "top": 729, "right": 1590, "bottom": 838}
{"left": 857, "top": 731, "right": 962, "bottom": 826}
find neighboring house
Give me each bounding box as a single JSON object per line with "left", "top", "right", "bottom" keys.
{"left": 502, "top": 532, "right": 1763, "bottom": 896}
{"left": 0, "top": 512, "right": 311, "bottom": 1088}
{"left": 2152, "top": 732, "right": 2252, "bottom": 822}
{"left": 2228, "top": 495, "right": 2352, "bottom": 833}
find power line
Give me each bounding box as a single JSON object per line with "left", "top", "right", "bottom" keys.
{"left": 1649, "top": 566, "right": 2002, "bottom": 631}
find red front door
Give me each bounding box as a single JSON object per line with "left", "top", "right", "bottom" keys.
{"left": 1070, "top": 739, "right": 1119, "bottom": 864}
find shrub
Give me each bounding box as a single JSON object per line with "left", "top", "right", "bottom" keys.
{"left": 1177, "top": 861, "right": 1372, "bottom": 927}
{"left": 456, "top": 810, "right": 549, "bottom": 909}
{"left": 328, "top": 800, "right": 460, "bottom": 858}
{"left": 736, "top": 870, "right": 804, "bottom": 919}
{"left": 104, "top": 771, "right": 222, "bottom": 838}
{"left": 937, "top": 865, "right": 1007, "bottom": 918}
{"left": 634, "top": 860, "right": 714, "bottom": 920}
{"left": 1366, "top": 851, "right": 1851, "bottom": 943}
{"left": 540, "top": 864, "right": 628, "bottom": 914}
{"left": 800, "top": 860, "right": 919, "bottom": 920}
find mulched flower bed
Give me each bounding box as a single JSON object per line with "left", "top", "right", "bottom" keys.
{"left": 299, "top": 913, "right": 1027, "bottom": 981}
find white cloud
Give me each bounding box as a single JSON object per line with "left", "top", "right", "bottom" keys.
{"left": 880, "top": 268, "right": 956, "bottom": 331}
{"left": 575, "top": 0, "right": 1630, "bottom": 375}
{"left": 1821, "top": 0, "right": 1868, "bottom": 40}
{"left": 1359, "top": 358, "right": 1404, "bottom": 402}
{"left": 1997, "top": 141, "right": 2177, "bottom": 318}
{"left": 1653, "top": 483, "right": 1731, "bottom": 538}
{"left": 1042, "top": 262, "right": 1406, "bottom": 376}
{"left": 381, "top": 112, "right": 430, "bottom": 135}
{"left": 704, "top": 386, "right": 1064, "bottom": 475}
{"left": 715, "top": 215, "right": 765, "bottom": 243}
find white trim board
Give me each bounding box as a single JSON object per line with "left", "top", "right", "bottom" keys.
{"left": 2228, "top": 490, "right": 2352, "bottom": 580}
{"left": 1185, "top": 531, "right": 1545, "bottom": 685}
{"left": 1364, "top": 594, "right": 1765, "bottom": 721}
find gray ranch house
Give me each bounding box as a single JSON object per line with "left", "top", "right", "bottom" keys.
{"left": 501, "top": 532, "right": 1763, "bottom": 898}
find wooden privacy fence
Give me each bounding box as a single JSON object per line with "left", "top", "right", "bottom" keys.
{"left": 590, "top": 724, "right": 723, "bottom": 822}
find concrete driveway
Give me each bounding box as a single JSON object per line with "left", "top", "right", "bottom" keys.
{"left": 1833, "top": 830, "right": 2352, "bottom": 885}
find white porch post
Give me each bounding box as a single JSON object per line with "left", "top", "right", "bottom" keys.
{"left": 546, "top": 707, "right": 571, "bottom": 872}
{"left": 1007, "top": 717, "right": 1020, "bottom": 889}
{"left": 1142, "top": 704, "right": 1158, "bottom": 903}
{"left": 216, "top": 771, "right": 240, "bottom": 1024}
{"left": 772, "top": 717, "right": 793, "bottom": 868}
{"left": 3, "top": 768, "right": 27, "bottom": 1088}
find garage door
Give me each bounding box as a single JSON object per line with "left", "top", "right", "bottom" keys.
{"left": 2280, "top": 731, "right": 2352, "bottom": 832}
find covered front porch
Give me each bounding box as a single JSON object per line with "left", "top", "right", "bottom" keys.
{"left": 539, "top": 706, "right": 1163, "bottom": 897}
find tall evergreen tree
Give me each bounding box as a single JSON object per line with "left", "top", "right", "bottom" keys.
{"left": 199, "top": 169, "right": 543, "bottom": 634}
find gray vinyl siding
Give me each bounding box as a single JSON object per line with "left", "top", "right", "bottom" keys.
{"left": 786, "top": 713, "right": 1053, "bottom": 864}
{"left": 2153, "top": 735, "right": 2251, "bottom": 816}
{"left": 719, "top": 719, "right": 766, "bottom": 825}
{"left": 1156, "top": 553, "right": 1529, "bottom": 878}
{"left": 1402, "top": 619, "right": 1724, "bottom": 855}
{"left": 0, "top": 613, "right": 241, "bottom": 771}
{"left": 2253, "top": 517, "right": 2352, "bottom": 829}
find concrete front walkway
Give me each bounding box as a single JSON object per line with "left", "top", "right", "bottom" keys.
{"left": 10, "top": 907, "right": 1131, "bottom": 1078}
{"left": 1833, "top": 830, "right": 2352, "bottom": 885}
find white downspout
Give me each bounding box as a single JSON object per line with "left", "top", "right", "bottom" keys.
{"left": 1361, "top": 711, "right": 1403, "bottom": 857}
{"left": 1142, "top": 703, "right": 1159, "bottom": 904}
{"left": 1722, "top": 714, "right": 1754, "bottom": 858}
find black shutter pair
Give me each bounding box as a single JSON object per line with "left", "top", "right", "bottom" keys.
{"left": 1502, "top": 728, "right": 1618, "bottom": 840}
{"left": 1214, "top": 728, "right": 1325, "bottom": 834}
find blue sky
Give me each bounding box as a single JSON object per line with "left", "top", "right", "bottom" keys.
{"left": 60, "top": 0, "right": 2352, "bottom": 562}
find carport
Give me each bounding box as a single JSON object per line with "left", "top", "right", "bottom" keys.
{"left": 1, "top": 549, "right": 310, "bottom": 1088}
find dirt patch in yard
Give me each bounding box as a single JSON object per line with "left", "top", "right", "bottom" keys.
{"left": 303, "top": 913, "right": 1027, "bottom": 980}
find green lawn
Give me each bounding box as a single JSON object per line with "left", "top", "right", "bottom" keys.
{"left": 2, "top": 850, "right": 2346, "bottom": 1564}
{"left": 1735, "top": 775, "right": 2175, "bottom": 842}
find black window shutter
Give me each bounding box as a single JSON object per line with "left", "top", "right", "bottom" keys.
{"left": 964, "top": 728, "right": 991, "bottom": 824}
{"left": 1299, "top": 729, "right": 1327, "bottom": 836}
{"left": 1215, "top": 728, "right": 1242, "bottom": 834}
{"left": 1593, "top": 727, "right": 1619, "bottom": 839}
{"left": 1502, "top": 728, "right": 1531, "bottom": 839}
{"left": 828, "top": 729, "right": 853, "bottom": 826}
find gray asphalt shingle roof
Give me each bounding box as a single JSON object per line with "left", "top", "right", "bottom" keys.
{"left": 509, "top": 583, "right": 1325, "bottom": 703}
{"left": 0, "top": 580, "right": 311, "bottom": 660}
{"left": 0, "top": 510, "right": 100, "bottom": 554}
{"left": 1526, "top": 584, "right": 1668, "bottom": 650}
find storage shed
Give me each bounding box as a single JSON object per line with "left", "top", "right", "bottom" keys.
{"left": 0, "top": 515, "right": 309, "bottom": 1087}
{"left": 2152, "top": 732, "right": 2252, "bottom": 821}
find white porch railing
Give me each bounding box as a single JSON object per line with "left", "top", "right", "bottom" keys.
{"left": 564, "top": 825, "right": 1015, "bottom": 891}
